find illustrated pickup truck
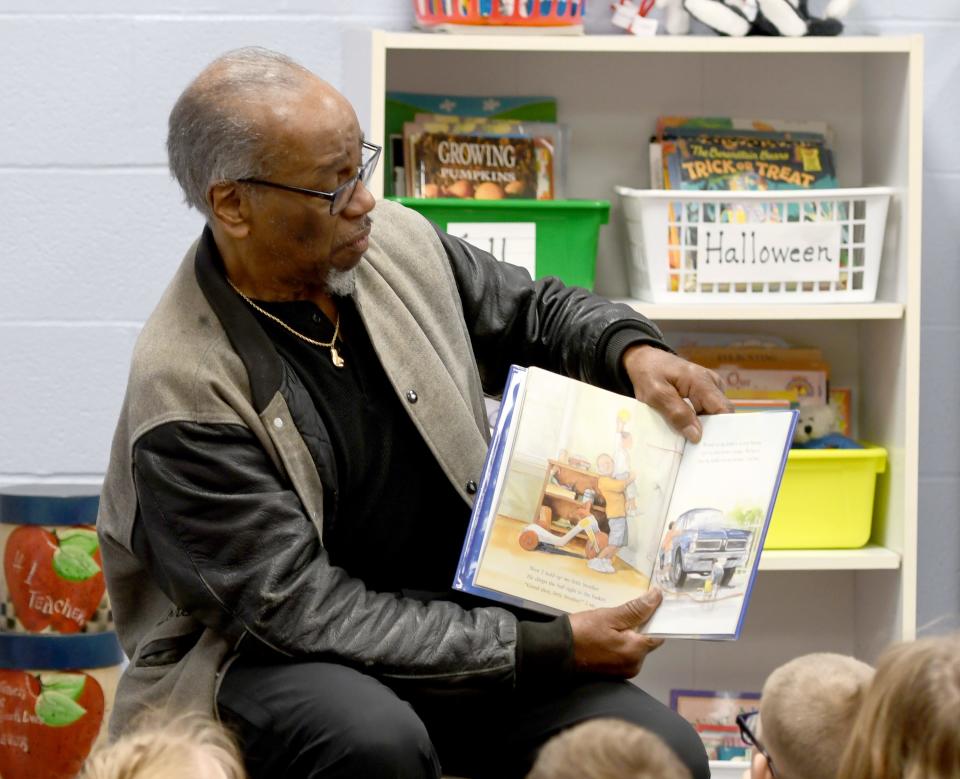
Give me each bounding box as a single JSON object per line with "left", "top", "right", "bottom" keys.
{"left": 661, "top": 507, "right": 752, "bottom": 588}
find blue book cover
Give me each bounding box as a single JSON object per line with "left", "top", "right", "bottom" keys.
{"left": 453, "top": 366, "right": 797, "bottom": 639}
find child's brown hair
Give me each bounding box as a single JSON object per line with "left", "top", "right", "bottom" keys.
{"left": 526, "top": 718, "right": 692, "bottom": 779}
{"left": 837, "top": 633, "right": 960, "bottom": 779}
{"left": 80, "top": 711, "right": 245, "bottom": 779}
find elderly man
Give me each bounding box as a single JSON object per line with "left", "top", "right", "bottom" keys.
{"left": 98, "top": 47, "right": 725, "bottom": 779}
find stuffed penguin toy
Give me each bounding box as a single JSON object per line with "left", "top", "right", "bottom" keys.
{"left": 662, "top": 0, "right": 855, "bottom": 37}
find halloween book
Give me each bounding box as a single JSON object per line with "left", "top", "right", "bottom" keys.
{"left": 663, "top": 135, "right": 837, "bottom": 192}
{"left": 453, "top": 366, "right": 796, "bottom": 639}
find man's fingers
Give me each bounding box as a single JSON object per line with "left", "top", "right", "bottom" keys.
{"left": 645, "top": 381, "right": 701, "bottom": 442}
{"left": 639, "top": 635, "right": 665, "bottom": 652}
{"left": 610, "top": 587, "right": 663, "bottom": 630}
{"left": 688, "top": 369, "right": 734, "bottom": 416}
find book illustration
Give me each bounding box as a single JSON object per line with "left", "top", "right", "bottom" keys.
{"left": 454, "top": 366, "right": 797, "bottom": 638}
{"left": 664, "top": 136, "right": 837, "bottom": 193}
{"left": 384, "top": 92, "right": 557, "bottom": 197}
{"left": 670, "top": 689, "right": 760, "bottom": 762}
{"left": 405, "top": 125, "right": 558, "bottom": 200}
{"left": 829, "top": 387, "right": 853, "bottom": 437}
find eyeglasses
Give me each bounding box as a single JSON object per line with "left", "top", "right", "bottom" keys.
{"left": 239, "top": 140, "right": 381, "bottom": 215}
{"left": 736, "top": 710, "right": 777, "bottom": 777}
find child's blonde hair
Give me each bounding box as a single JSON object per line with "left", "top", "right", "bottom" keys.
{"left": 526, "top": 718, "right": 692, "bottom": 779}
{"left": 759, "top": 652, "right": 873, "bottom": 779}
{"left": 837, "top": 633, "right": 960, "bottom": 779}
{"left": 80, "top": 711, "right": 245, "bottom": 779}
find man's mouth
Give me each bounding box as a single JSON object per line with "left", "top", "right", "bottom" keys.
{"left": 337, "top": 219, "right": 373, "bottom": 252}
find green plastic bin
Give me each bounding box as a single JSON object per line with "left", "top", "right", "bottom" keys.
{"left": 390, "top": 198, "right": 610, "bottom": 290}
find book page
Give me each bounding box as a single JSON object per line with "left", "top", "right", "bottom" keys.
{"left": 465, "top": 367, "right": 684, "bottom": 613}
{"left": 643, "top": 410, "right": 795, "bottom": 638}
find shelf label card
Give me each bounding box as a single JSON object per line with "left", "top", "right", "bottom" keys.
{"left": 696, "top": 222, "right": 843, "bottom": 284}
{"left": 447, "top": 221, "right": 537, "bottom": 278}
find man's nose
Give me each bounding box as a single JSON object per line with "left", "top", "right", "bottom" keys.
{"left": 342, "top": 178, "right": 376, "bottom": 218}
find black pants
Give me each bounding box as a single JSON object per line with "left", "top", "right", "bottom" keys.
{"left": 217, "top": 656, "right": 709, "bottom": 779}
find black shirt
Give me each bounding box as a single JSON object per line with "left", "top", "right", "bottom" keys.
{"left": 247, "top": 295, "right": 472, "bottom": 595}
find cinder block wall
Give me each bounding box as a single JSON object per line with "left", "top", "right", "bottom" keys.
{"left": 0, "top": 1, "right": 956, "bottom": 632}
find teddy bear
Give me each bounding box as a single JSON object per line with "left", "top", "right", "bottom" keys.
{"left": 793, "top": 403, "right": 862, "bottom": 449}
{"left": 658, "top": 0, "right": 855, "bottom": 37}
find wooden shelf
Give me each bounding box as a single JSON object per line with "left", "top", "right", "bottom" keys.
{"left": 613, "top": 300, "right": 905, "bottom": 321}
{"left": 378, "top": 31, "right": 919, "bottom": 55}
{"left": 758, "top": 545, "right": 901, "bottom": 571}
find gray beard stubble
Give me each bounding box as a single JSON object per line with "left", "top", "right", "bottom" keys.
{"left": 324, "top": 266, "right": 358, "bottom": 297}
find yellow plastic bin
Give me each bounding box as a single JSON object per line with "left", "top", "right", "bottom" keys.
{"left": 765, "top": 445, "right": 887, "bottom": 549}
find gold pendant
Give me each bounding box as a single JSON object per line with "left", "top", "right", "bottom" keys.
{"left": 330, "top": 345, "right": 345, "bottom": 368}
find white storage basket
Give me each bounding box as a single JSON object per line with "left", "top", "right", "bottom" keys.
{"left": 616, "top": 186, "right": 893, "bottom": 303}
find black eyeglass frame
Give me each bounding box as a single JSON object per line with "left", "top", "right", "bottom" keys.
{"left": 238, "top": 140, "right": 381, "bottom": 215}
{"left": 736, "top": 710, "right": 777, "bottom": 777}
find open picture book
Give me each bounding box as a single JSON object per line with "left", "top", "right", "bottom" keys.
{"left": 453, "top": 366, "right": 797, "bottom": 639}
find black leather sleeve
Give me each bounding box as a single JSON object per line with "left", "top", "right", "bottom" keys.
{"left": 434, "top": 229, "right": 672, "bottom": 396}
{"left": 131, "top": 420, "right": 518, "bottom": 687}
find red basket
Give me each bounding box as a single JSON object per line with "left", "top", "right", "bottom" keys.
{"left": 414, "top": 0, "right": 585, "bottom": 28}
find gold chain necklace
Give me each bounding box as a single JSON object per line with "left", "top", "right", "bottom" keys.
{"left": 227, "top": 279, "right": 345, "bottom": 368}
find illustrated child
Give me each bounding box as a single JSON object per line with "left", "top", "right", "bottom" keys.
{"left": 709, "top": 557, "right": 726, "bottom": 599}
{"left": 526, "top": 718, "right": 692, "bottom": 779}
{"left": 740, "top": 652, "right": 874, "bottom": 779}
{"left": 587, "top": 452, "right": 633, "bottom": 574}
{"left": 613, "top": 409, "right": 637, "bottom": 513}
{"left": 837, "top": 633, "right": 960, "bottom": 779}
{"left": 80, "top": 711, "right": 247, "bottom": 779}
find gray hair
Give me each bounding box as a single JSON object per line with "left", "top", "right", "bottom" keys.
{"left": 167, "top": 47, "right": 312, "bottom": 219}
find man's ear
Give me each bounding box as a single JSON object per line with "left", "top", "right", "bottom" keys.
{"left": 750, "top": 750, "right": 775, "bottom": 779}
{"left": 209, "top": 182, "right": 251, "bottom": 238}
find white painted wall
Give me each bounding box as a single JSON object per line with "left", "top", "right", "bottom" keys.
{"left": 0, "top": 1, "right": 956, "bottom": 632}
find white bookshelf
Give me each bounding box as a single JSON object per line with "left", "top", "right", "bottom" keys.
{"left": 343, "top": 31, "right": 922, "bottom": 699}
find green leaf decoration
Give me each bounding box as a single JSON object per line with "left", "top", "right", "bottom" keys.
{"left": 35, "top": 690, "right": 87, "bottom": 727}
{"left": 57, "top": 529, "right": 99, "bottom": 556}
{"left": 52, "top": 545, "right": 101, "bottom": 581}
{"left": 39, "top": 673, "right": 86, "bottom": 702}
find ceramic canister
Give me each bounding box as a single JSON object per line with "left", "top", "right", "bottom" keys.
{"left": 0, "top": 487, "right": 124, "bottom": 777}
{"left": 0, "top": 486, "right": 113, "bottom": 635}
{"left": 0, "top": 632, "right": 123, "bottom": 779}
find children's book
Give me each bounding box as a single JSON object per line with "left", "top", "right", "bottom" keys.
{"left": 385, "top": 92, "right": 557, "bottom": 197}
{"left": 670, "top": 688, "right": 760, "bottom": 761}
{"left": 663, "top": 135, "right": 837, "bottom": 192}
{"left": 453, "top": 365, "right": 797, "bottom": 639}
{"left": 404, "top": 121, "right": 561, "bottom": 199}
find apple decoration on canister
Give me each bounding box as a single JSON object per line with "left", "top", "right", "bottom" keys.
{"left": 0, "top": 486, "right": 112, "bottom": 635}
{"left": 0, "top": 632, "right": 123, "bottom": 779}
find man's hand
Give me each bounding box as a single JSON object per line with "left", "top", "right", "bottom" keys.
{"left": 622, "top": 344, "right": 733, "bottom": 443}
{"left": 568, "top": 588, "right": 665, "bottom": 678}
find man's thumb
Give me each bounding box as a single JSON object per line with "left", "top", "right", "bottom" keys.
{"left": 612, "top": 587, "right": 662, "bottom": 629}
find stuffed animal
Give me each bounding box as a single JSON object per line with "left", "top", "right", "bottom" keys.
{"left": 793, "top": 404, "right": 862, "bottom": 449}
{"left": 658, "top": 0, "right": 855, "bottom": 37}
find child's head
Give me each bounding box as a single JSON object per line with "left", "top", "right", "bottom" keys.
{"left": 80, "top": 711, "right": 246, "bottom": 779}
{"left": 752, "top": 652, "right": 873, "bottom": 779}
{"left": 526, "top": 718, "right": 692, "bottom": 779}
{"left": 837, "top": 633, "right": 960, "bottom": 779}
{"left": 597, "top": 453, "right": 614, "bottom": 475}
